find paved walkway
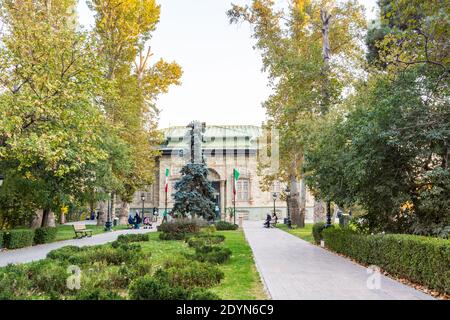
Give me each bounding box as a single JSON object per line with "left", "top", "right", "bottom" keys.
{"left": 0, "top": 228, "right": 155, "bottom": 267}
{"left": 243, "top": 221, "right": 433, "bottom": 300}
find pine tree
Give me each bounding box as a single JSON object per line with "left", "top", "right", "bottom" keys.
{"left": 172, "top": 164, "right": 216, "bottom": 220}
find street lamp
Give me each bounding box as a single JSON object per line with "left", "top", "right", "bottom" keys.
{"left": 141, "top": 193, "right": 146, "bottom": 221}
{"left": 105, "top": 193, "right": 113, "bottom": 231}
{"left": 272, "top": 192, "right": 277, "bottom": 217}
{"left": 285, "top": 187, "right": 292, "bottom": 229}
{"left": 0, "top": 175, "right": 4, "bottom": 187}
{"left": 325, "top": 200, "right": 332, "bottom": 228}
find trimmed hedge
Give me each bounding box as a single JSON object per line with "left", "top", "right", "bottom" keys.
{"left": 4, "top": 229, "right": 35, "bottom": 249}
{"left": 322, "top": 227, "right": 450, "bottom": 294}
{"left": 312, "top": 222, "right": 327, "bottom": 244}
{"left": 215, "top": 221, "right": 238, "bottom": 231}
{"left": 158, "top": 219, "right": 200, "bottom": 240}
{"left": 34, "top": 227, "right": 57, "bottom": 244}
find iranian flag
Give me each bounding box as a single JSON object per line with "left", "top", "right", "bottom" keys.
{"left": 233, "top": 169, "right": 240, "bottom": 195}
{"left": 164, "top": 168, "right": 169, "bottom": 193}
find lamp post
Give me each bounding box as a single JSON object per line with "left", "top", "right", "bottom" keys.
{"left": 0, "top": 175, "right": 4, "bottom": 187}
{"left": 272, "top": 192, "right": 277, "bottom": 216}
{"left": 141, "top": 193, "right": 146, "bottom": 221}
{"left": 285, "top": 187, "right": 292, "bottom": 229}
{"left": 105, "top": 192, "right": 113, "bottom": 231}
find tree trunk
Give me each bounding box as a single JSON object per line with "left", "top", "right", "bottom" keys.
{"left": 41, "top": 208, "right": 56, "bottom": 227}
{"left": 289, "top": 173, "right": 302, "bottom": 227}
{"left": 119, "top": 201, "right": 130, "bottom": 225}
{"left": 299, "top": 178, "right": 307, "bottom": 227}
{"left": 111, "top": 193, "right": 116, "bottom": 220}
{"left": 313, "top": 200, "right": 326, "bottom": 223}
{"left": 60, "top": 212, "right": 66, "bottom": 224}
{"left": 97, "top": 201, "right": 107, "bottom": 226}
{"left": 30, "top": 209, "right": 43, "bottom": 229}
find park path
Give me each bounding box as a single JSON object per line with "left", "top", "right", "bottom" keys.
{"left": 243, "top": 221, "right": 433, "bottom": 300}
{"left": 0, "top": 227, "right": 156, "bottom": 267}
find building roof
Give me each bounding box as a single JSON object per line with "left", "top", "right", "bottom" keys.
{"left": 160, "top": 124, "right": 262, "bottom": 151}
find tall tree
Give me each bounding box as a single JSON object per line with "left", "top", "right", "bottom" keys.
{"left": 228, "top": 0, "right": 365, "bottom": 226}
{"left": 90, "top": 0, "right": 182, "bottom": 224}
{"left": 0, "top": 0, "right": 111, "bottom": 227}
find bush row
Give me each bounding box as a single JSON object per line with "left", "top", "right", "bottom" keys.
{"left": 0, "top": 227, "right": 58, "bottom": 249}
{"left": 312, "top": 222, "right": 326, "bottom": 244}
{"left": 158, "top": 219, "right": 200, "bottom": 241}
{"left": 322, "top": 227, "right": 450, "bottom": 294}
{"left": 215, "top": 221, "right": 238, "bottom": 231}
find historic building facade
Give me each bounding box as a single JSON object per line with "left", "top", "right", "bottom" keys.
{"left": 127, "top": 124, "right": 315, "bottom": 221}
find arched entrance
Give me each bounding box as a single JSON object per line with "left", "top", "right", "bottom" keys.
{"left": 207, "top": 169, "right": 221, "bottom": 218}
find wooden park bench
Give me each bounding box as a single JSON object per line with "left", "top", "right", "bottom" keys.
{"left": 73, "top": 224, "right": 93, "bottom": 238}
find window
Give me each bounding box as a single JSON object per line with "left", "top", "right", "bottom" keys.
{"left": 236, "top": 180, "right": 249, "bottom": 201}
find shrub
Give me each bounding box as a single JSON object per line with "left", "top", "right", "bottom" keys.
{"left": 74, "top": 288, "right": 123, "bottom": 300}
{"left": 0, "top": 264, "right": 31, "bottom": 300}
{"left": 193, "top": 245, "right": 232, "bottom": 264}
{"left": 189, "top": 288, "right": 221, "bottom": 300}
{"left": 322, "top": 227, "right": 450, "bottom": 294}
{"left": 159, "top": 232, "right": 186, "bottom": 241}
{"left": 186, "top": 234, "right": 225, "bottom": 248}
{"left": 312, "top": 222, "right": 327, "bottom": 244}
{"left": 158, "top": 219, "right": 200, "bottom": 234}
{"left": 116, "top": 233, "right": 149, "bottom": 244}
{"left": 129, "top": 276, "right": 189, "bottom": 300}
{"left": 4, "top": 229, "right": 35, "bottom": 249}
{"left": 155, "top": 260, "right": 224, "bottom": 288}
{"left": 128, "top": 276, "right": 219, "bottom": 300}
{"left": 47, "top": 243, "right": 143, "bottom": 266}
{"left": 0, "top": 231, "right": 4, "bottom": 249}
{"left": 27, "top": 260, "right": 68, "bottom": 296}
{"left": 34, "top": 227, "right": 57, "bottom": 244}
{"left": 215, "top": 221, "right": 238, "bottom": 231}
{"left": 47, "top": 245, "right": 83, "bottom": 261}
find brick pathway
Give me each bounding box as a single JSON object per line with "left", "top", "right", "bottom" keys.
{"left": 243, "top": 221, "right": 434, "bottom": 300}
{"left": 0, "top": 228, "right": 155, "bottom": 267}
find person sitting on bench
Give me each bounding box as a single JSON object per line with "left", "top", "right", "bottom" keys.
{"left": 270, "top": 212, "right": 278, "bottom": 227}
{"left": 143, "top": 216, "right": 152, "bottom": 229}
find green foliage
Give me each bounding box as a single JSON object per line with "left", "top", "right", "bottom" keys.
{"left": 112, "top": 233, "right": 149, "bottom": 247}
{"left": 323, "top": 227, "right": 450, "bottom": 294}
{"left": 158, "top": 219, "right": 200, "bottom": 240}
{"left": 27, "top": 260, "right": 68, "bottom": 296}
{"left": 193, "top": 245, "right": 232, "bottom": 264}
{"left": 304, "top": 66, "right": 450, "bottom": 235}
{"left": 128, "top": 276, "right": 219, "bottom": 300}
{"left": 172, "top": 163, "right": 216, "bottom": 220}
{"left": 312, "top": 222, "right": 327, "bottom": 244}
{"left": 47, "top": 243, "right": 143, "bottom": 266}
{"left": 34, "top": 227, "right": 57, "bottom": 244}
{"left": 0, "top": 264, "right": 30, "bottom": 300}
{"left": 74, "top": 288, "right": 123, "bottom": 300}
{"left": 128, "top": 276, "right": 189, "bottom": 300}
{"left": 4, "top": 229, "right": 34, "bottom": 249}
{"left": 0, "top": 231, "right": 3, "bottom": 248}
{"left": 186, "top": 234, "right": 225, "bottom": 248}
{"left": 215, "top": 221, "right": 239, "bottom": 231}
{"left": 155, "top": 258, "right": 224, "bottom": 289}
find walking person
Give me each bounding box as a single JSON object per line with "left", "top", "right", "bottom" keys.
{"left": 134, "top": 211, "right": 141, "bottom": 229}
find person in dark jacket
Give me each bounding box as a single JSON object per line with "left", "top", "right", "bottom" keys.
{"left": 264, "top": 213, "right": 271, "bottom": 228}
{"left": 134, "top": 211, "right": 141, "bottom": 229}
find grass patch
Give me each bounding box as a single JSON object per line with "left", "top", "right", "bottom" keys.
{"left": 54, "top": 224, "right": 129, "bottom": 242}
{"left": 277, "top": 223, "right": 314, "bottom": 243}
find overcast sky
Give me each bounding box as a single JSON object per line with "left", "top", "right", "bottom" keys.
{"left": 77, "top": 0, "right": 378, "bottom": 128}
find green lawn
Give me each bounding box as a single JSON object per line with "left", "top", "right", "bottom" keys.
{"left": 277, "top": 223, "right": 314, "bottom": 243}
{"left": 141, "top": 231, "right": 267, "bottom": 300}
{"left": 54, "top": 224, "right": 129, "bottom": 242}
